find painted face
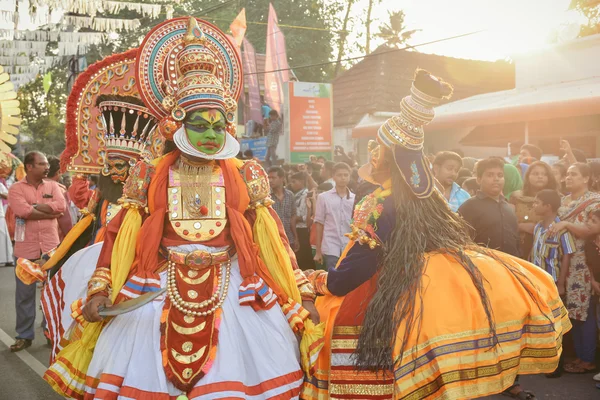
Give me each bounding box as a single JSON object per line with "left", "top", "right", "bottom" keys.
{"left": 103, "top": 155, "right": 132, "bottom": 184}
{"left": 184, "top": 109, "right": 226, "bottom": 155}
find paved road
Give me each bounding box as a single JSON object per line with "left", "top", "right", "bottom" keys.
{"left": 0, "top": 265, "right": 598, "bottom": 399}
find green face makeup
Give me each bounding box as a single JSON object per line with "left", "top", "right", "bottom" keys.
{"left": 184, "top": 109, "right": 226, "bottom": 155}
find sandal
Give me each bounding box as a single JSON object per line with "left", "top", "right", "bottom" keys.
{"left": 502, "top": 389, "right": 537, "bottom": 399}
{"left": 563, "top": 363, "right": 597, "bottom": 374}
{"left": 9, "top": 338, "right": 32, "bottom": 352}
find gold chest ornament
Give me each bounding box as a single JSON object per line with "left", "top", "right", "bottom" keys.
{"left": 168, "top": 160, "right": 227, "bottom": 242}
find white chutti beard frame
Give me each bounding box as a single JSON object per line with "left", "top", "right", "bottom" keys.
{"left": 173, "top": 126, "right": 240, "bottom": 160}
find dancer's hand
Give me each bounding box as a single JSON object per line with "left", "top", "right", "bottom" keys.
{"left": 83, "top": 295, "right": 112, "bottom": 322}
{"left": 302, "top": 300, "right": 320, "bottom": 324}
{"left": 313, "top": 251, "right": 323, "bottom": 265}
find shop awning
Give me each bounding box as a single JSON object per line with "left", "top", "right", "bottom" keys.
{"left": 352, "top": 76, "right": 600, "bottom": 138}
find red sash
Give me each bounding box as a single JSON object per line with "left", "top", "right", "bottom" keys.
{"left": 329, "top": 274, "right": 395, "bottom": 399}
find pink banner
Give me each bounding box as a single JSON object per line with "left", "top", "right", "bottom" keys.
{"left": 264, "top": 3, "right": 290, "bottom": 113}
{"left": 242, "top": 38, "right": 262, "bottom": 124}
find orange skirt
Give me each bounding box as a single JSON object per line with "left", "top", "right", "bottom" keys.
{"left": 302, "top": 250, "right": 570, "bottom": 400}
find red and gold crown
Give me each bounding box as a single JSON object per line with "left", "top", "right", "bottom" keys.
{"left": 61, "top": 49, "right": 144, "bottom": 174}
{"left": 97, "top": 95, "right": 158, "bottom": 160}
{"left": 136, "top": 17, "right": 243, "bottom": 131}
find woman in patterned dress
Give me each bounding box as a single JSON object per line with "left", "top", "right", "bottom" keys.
{"left": 510, "top": 161, "right": 558, "bottom": 260}
{"left": 550, "top": 162, "right": 600, "bottom": 374}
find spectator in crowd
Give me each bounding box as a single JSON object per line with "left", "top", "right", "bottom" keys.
{"left": 552, "top": 162, "right": 568, "bottom": 195}
{"left": 432, "top": 151, "right": 470, "bottom": 212}
{"left": 307, "top": 182, "right": 333, "bottom": 270}
{"left": 0, "top": 180, "right": 11, "bottom": 265}
{"left": 320, "top": 161, "right": 336, "bottom": 188}
{"left": 456, "top": 167, "right": 473, "bottom": 186}
{"left": 314, "top": 162, "right": 355, "bottom": 269}
{"left": 531, "top": 189, "right": 575, "bottom": 293}
{"left": 61, "top": 174, "right": 72, "bottom": 189}
{"left": 589, "top": 161, "right": 600, "bottom": 192}
{"left": 510, "top": 161, "right": 558, "bottom": 259}
{"left": 243, "top": 149, "right": 259, "bottom": 162}
{"left": 462, "top": 157, "right": 478, "bottom": 173}
{"left": 268, "top": 166, "right": 299, "bottom": 251}
{"left": 8, "top": 151, "right": 66, "bottom": 352}
{"left": 265, "top": 110, "right": 282, "bottom": 167}
{"left": 459, "top": 157, "right": 519, "bottom": 256}
{"left": 519, "top": 144, "right": 543, "bottom": 163}
{"left": 503, "top": 163, "right": 523, "bottom": 200}
{"left": 531, "top": 189, "right": 576, "bottom": 379}
{"left": 548, "top": 162, "right": 600, "bottom": 374}
{"left": 462, "top": 177, "right": 479, "bottom": 197}
{"left": 88, "top": 175, "right": 98, "bottom": 190}
{"left": 559, "top": 139, "right": 587, "bottom": 165}
{"left": 316, "top": 155, "right": 326, "bottom": 165}
{"left": 289, "top": 172, "right": 314, "bottom": 270}
{"left": 584, "top": 209, "right": 600, "bottom": 385}
{"left": 46, "top": 156, "right": 73, "bottom": 238}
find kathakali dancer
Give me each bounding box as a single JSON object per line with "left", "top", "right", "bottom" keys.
{"left": 15, "top": 48, "right": 162, "bottom": 362}
{"left": 44, "top": 17, "right": 320, "bottom": 399}
{"left": 301, "top": 70, "right": 570, "bottom": 400}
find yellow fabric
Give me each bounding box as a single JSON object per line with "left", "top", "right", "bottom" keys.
{"left": 44, "top": 321, "right": 104, "bottom": 398}
{"left": 109, "top": 207, "right": 142, "bottom": 301}
{"left": 42, "top": 214, "right": 94, "bottom": 271}
{"left": 253, "top": 206, "right": 302, "bottom": 303}
{"left": 299, "top": 318, "right": 325, "bottom": 378}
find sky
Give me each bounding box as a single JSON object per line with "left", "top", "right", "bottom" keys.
{"left": 13, "top": 0, "right": 587, "bottom": 62}
{"left": 351, "top": 0, "right": 586, "bottom": 61}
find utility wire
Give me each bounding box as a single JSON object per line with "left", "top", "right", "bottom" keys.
{"left": 198, "top": 15, "right": 349, "bottom": 33}
{"left": 243, "top": 29, "right": 486, "bottom": 76}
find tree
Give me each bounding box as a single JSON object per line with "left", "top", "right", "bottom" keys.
{"left": 181, "top": 0, "right": 340, "bottom": 82}
{"left": 334, "top": 0, "right": 355, "bottom": 77}
{"left": 376, "top": 10, "right": 420, "bottom": 49}
{"left": 17, "top": 65, "right": 69, "bottom": 156}
{"left": 365, "top": 0, "right": 382, "bottom": 55}
{"left": 571, "top": 0, "right": 600, "bottom": 36}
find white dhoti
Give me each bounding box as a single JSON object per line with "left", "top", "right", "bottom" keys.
{"left": 49, "top": 245, "right": 303, "bottom": 399}
{"left": 41, "top": 242, "right": 103, "bottom": 361}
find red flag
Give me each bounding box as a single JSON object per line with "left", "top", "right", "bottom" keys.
{"left": 230, "top": 8, "right": 247, "bottom": 49}
{"left": 242, "top": 38, "right": 263, "bottom": 124}
{"left": 264, "top": 3, "right": 290, "bottom": 113}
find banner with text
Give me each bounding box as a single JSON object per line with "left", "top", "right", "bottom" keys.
{"left": 286, "top": 81, "right": 333, "bottom": 164}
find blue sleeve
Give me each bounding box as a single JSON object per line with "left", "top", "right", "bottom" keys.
{"left": 327, "top": 196, "right": 395, "bottom": 296}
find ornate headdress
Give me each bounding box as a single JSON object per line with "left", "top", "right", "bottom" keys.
{"left": 361, "top": 69, "right": 453, "bottom": 198}
{"left": 135, "top": 17, "right": 243, "bottom": 159}
{"left": 97, "top": 95, "right": 160, "bottom": 164}
{"left": 61, "top": 48, "right": 161, "bottom": 174}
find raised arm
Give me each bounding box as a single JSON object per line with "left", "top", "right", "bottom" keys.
{"left": 68, "top": 175, "right": 94, "bottom": 209}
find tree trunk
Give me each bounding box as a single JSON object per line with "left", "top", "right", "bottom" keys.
{"left": 335, "top": 0, "right": 355, "bottom": 77}
{"left": 365, "top": 0, "right": 374, "bottom": 54}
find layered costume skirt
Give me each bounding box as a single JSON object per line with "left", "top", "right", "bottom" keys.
{"left": 302, "top": 250, "right": 571, "bottom": 400}
{"left": 42, "top": 242, "right": 103, "bottom": 362}
{"left": 46, "top": 244, "right": 303, "bottom": 399}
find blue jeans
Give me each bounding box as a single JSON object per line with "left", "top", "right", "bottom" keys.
{"left": 323, "top": 254, "right": 340, "bottom": 270}
{"left": 571, "top": 296, "right": 598, "bottom": 363}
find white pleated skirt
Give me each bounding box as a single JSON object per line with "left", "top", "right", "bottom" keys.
{"left": 84, "top": 255, "right": 303, "bottom": 399}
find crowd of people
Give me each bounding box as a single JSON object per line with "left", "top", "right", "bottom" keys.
{"left": 261, "top": 139, "right": 600, "bottom": 393}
